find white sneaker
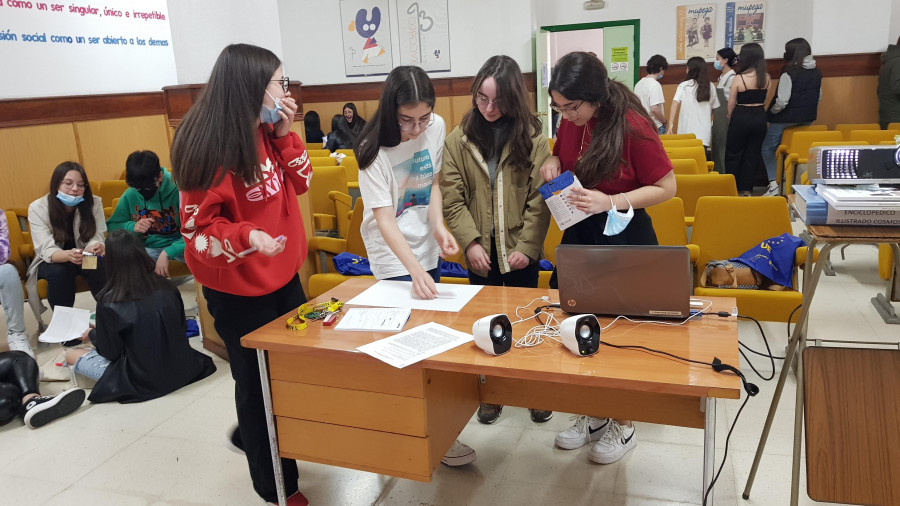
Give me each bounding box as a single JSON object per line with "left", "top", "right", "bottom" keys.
{"left": 589, "top": 421, "right": 636, "bottom": 464}
{"left": 763, "top": 180, "right": 780, "bottom": 196}
{"left": 7, "top": 333, "right": 34, "bottom": 359}
{"left": 554, "top": 415, "right": 609, "bottom": 450}
{"left": 441, "top": 440, "right": 476, "bottom": 466}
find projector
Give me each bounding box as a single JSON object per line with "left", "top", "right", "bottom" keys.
{"left": 809, "top": 145, "right": 900, "bottom": 184}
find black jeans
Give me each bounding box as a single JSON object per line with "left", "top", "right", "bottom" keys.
{"left": 725, "top": 105, "right": 767, "bottom": 193}
{"left": 203, "top": 275, "right": 306, "bottom": 503}
{"left": 0, "top": 351, "right": 39, "bottom": 426}
{"left": 37, "top": 259, "right": 106, "bottom": 308}
{"left": 468, "top": 236, "right": 539, "bottom": 288}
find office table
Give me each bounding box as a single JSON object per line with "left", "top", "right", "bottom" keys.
{"left": 742, "top": 225, "right": 900, "bottom": 505}
{"left": 242, "top": 278, "right": 742, "bottom": 506}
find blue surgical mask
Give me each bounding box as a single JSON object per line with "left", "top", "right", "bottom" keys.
{"left": 260, "top": 91, "right": 283, "bottom": 124}
{"left": 603, "top": 194, "right": 634, "bottom": 236}
{"left": 714, "top": 60, "right": 723, "bottom": 71}
{"left": 656, "top": 72, "right": 664, "bottom": 81}
{"left": 56, "top": 191, "right": 84, "bottom": 207}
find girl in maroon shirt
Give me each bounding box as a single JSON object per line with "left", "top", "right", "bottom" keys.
{"left": 541, "top": 51, "right": 675, "bottom": 466}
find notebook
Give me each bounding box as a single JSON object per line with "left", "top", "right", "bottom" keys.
{"left": 556, "top": 245, "right": 692, "bottom": 318}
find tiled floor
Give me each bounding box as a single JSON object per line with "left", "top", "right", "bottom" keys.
{"left": 0, "top": 230, "right": 894, "bottom": 505}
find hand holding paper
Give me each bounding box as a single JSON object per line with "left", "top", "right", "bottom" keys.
{"left": 538, "top": 171, "right": 592, "bottom": 230}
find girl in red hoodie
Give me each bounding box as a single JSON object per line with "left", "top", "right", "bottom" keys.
{"left": 171, "top": 44, "right": 311, "bottom": 506}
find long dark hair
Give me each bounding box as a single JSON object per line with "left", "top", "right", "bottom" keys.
{"left": 47, "top": 161, "right": 96, "bottom": 243}
{"left": 329, "top": 114, "right": 354, "bottom": 149}
{"left": 735, "top": 42, "right": 768, "bottom": 88}
{"left": 355, "top": 66, "right": 436, "bottom": 170}
{"left": 343, "top": 102, "right": 366, "bottom": 134}
{"left": 304, "top": 110, "right": 323, "bottom": 140}
{"left": 782, "top": 38, "right": 812, "bottom": 73}
{"left": 97, "top": 229, "right": 171, "bottom": 303}
{"left": 717, "top": 47, "right": 737, "bottom": 68}
{"left": 549, "top": 52, "right": 654, "bottom": 188}
{"left": 685, "top": 57, "right": 712, "bottom": 102}
{"left": 171, "top": 44, "right": 282, "bottom": 190}
{"left": 461, "top": 55, "right": 542, "bottom": 171}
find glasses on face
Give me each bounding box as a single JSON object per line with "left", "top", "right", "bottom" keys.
{"left": 399, "top": 113, "right": 435, "bottom": 132}
{"left": 550, "top": 100, "right": 585, "bottom": 116}
{"left": 60, "top": 180, "right": 85, "bottom": 191}
{"left": 476, "top": 94, "right": 501, "bottom": 109}
{"left": 270, "top": 77, "right": 290, "bottom": 93}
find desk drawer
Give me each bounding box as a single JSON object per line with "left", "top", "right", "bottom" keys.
{"left": 269, "top": 352, "right": 425, "bottom": 397}
{"left": 271, "top": 380, "right": 427, "bottom": 436}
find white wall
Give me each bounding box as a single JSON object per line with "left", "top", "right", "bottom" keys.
{"left": 276, "top": 0, "right": 533, "bottom": 86}
{"left": 167, "top": 0, "right": 283, "bottom": 84}
{"left": 811, "top": 0, "right": 893, "bottom": 55}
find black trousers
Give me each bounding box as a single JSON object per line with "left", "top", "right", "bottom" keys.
{"left": 37, "top": 259, "right": 106, "bottom": 308}
{"left": 725, "top": 105, "right": 767, "bottom": 193}
{"left": 550, "top": 208, "right": 658, "bottom": 289}
{"left": 468, "top": 236, "right": 540, "bottom": 288}
{"left": 0, "top": 351, "right": 39, "bottom": 426}
{"left": 203, "top": 275, "right": 306, "bottom": 503}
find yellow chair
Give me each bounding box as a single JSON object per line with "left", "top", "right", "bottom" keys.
{"left": 306, "top": 149, "right": 331, "bottom": 158}
{"left": 888, "top": 122, "right": 900, "bottom": 131}
{"left": 307, "top": 198, "right": 369, "bottom": 297}
{"left": 782, "top": 130, "right": 844, "bottom": 196}
{"left": 670, "top": 158, "right": 703, "bottom": 175}
{"left": 305, "top": 142, "right": 324, "bottom": 150}
{"left": 690, "top": 196, "right": 813, "bottom": 322}
{"left": 881, "top": 141, "right": 898, "bottom": 145}
{"left": 674, "top": 173, "right": 738, "bottom": 226}
{"left": 664, "top": 146, "right": 714, "bottom": 173}
{"left": 878, "top": 244, "right": 894, "bottom": 281}
{"left": 847, "top": 129, "right": 900, "bottom": 144}
{"left": 94, "top": 180, "right": 129, "bottom": 208}
{"left": 538, "top": 219, "right": 564, "bottom": 289}
{"left": 309, "top": 156, "right": 338, "bottom": 167}
{"left": 834, "top": 123, "right": 881, "bottom": 139}
{"left": 310, "top": 166, "right": 349, "bottom": 233}
{"left": 660, "top": 138, "right": 704, "bottom": 148}
{"left": 798, "top": 141, "right": 870, "bottom": 185}
{"left": 548, "top": 137, "right": 555, "bottom": 152}
{"left": 341, "top": 157, "right": 360, "bottom": 190}
{"left": 774, "top": 125, "right": 829, "bottom": 183}
{"left": 104, "top": 197, "right": 121, "bottom": 220}
{"left": 646, "top": 197, "right": 689, "bottom": 246}
{"left": 336, "top": 149, "right": 356, "bottom": 158}
{"left": 659, "top": 133, "right": 696, "bottom": 140}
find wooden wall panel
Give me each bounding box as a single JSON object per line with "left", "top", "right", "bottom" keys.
{"left": 0, "top": 123, "right": 81, "bottom": 210}
{"left": 74, "top": 115, "right": 172, "bottom": 181}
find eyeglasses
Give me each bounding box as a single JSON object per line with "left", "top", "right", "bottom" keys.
{"left": 270, "top": 77, "right": 290, "bottom": 93}
{"left": 399, "top": 113, "right": 435, "bottom": 132}
{"left": 61, "top": 180, "right": 85, "bottom": 190}
{"left": 476, "top": 94, "right": 501, "bottom": 109}
{"left": 550, "top": 100, "right": 585, "bottom": 116}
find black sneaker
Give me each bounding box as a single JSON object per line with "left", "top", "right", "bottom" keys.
{"left": 529, "top": 409, "right": 554, "bottom": 423}
{"left": 226, "top": 425, "right": 245, "bottom": 454}
{"left": 476, "top": 403, "right": 503, "bottom": 424}
{"left": 22, "top": 388, "right": 86, "bottom": 429}
{"left": 60, "top": 338, "right": 83, "bottom": 347}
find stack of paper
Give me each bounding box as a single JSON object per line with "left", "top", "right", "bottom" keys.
{"left": 39, "top": 306, "right": 91, "bottom": 343}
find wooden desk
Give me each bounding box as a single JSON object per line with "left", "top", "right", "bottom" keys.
{"left": 242, "top": 279, "right": 742, "bottom": 506}
{"left": 742, "top": 225, "right": 900, "bottom": 505}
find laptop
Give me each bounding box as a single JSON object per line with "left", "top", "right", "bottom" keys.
{"left": 556, "top": 245, "right": 692, "bottom": 318}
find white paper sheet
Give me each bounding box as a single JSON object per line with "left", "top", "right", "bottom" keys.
{"left": 537, "top": 171, "right": 591, "bottom": 230}
{"left": 333, "top": 307, "right": 412, "bottom": 332}
{"left": 347, "top": 280, "right": 483, "bottom": 312}
{"left": 39, "top": 306, "right": 91, "bottom": 343}
{"left": 356, "top": 322, "right": 474, "bottom": 368}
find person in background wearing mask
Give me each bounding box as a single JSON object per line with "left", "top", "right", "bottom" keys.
{"left": 26, "top": 162, "right": 106, "bottom": 328}
{"left": 633, "top": 54, "right": 669, "bottom": 135}
{"left": 541, "top": 52, "right": 675, "bottom": 464}
{"left": 711, "top": 47, "right": 738, "bottom": 172}
{"left": 107, "top": 150, "right": 185, "bottom": 278}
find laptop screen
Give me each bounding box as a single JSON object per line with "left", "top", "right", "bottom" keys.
{"left": 556, "top": 245, "right": 692, "bottom": 318}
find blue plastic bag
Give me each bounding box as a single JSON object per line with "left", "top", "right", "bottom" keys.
{"left": 186, "top": 319, "right": 200, "bottom": 337}
{"left": 441, "top": 260, "right": 468, "bottom": 278}
{"left": 539, "top": 259, "right": 553, "bottom": 271}
{"left": 332, "top": 252, "right": 373, "bottom": 276}
{"left": 732, "top": 233, "right": 805, "bottom": 289}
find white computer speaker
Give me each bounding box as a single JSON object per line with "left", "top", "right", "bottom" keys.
{"left": 559, "top": 314, "right": 601, "bottom": 356}
{"left": 472, "top": 314, "right": 512, "bottom": 356}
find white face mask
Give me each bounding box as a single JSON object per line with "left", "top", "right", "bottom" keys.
{"left": 603, "top": 193, "right": 634, "bottom": 236}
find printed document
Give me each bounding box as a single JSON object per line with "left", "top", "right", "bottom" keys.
{"left": 334, "top": 307, "right": 412, "bottom": 332}
{"left": 357, "top": 322, "right": 474, "bottom": 368}
{"left": 538, "top": 171, "right": 591, "bottom": 230}
{"left": 39, "top": 306, "right": 91, "bottom": 343}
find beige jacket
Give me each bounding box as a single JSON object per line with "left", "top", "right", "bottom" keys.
{"left": 25, "top": 195, "right": 105, "bottom": 323}
{"left": 441, "top": 126, "right": 551, "bottom": 277}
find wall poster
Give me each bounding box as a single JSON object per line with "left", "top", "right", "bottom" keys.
{"left": 725, "top": 1, "right": 766, "bottom": 53}
{"left": 676, "top": 3, "right": 717, "bottom": 60}
{"left": 340, "top": 0, "right": 393, "bottom": 77}
{"left": 396, "top": 0, "right": 451, "bottom": 72}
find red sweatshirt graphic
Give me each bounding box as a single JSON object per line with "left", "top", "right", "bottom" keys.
{"left": 179, "top": 127, "right": 312, "bottom": 296}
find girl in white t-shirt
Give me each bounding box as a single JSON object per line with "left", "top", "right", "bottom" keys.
{"left": 666, "top": 57, "right": 720, "bottom": 151}
{"left": 355, "top": 66, "right": 460, "bottom": 300}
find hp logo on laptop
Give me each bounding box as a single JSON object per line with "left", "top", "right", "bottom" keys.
{"left": 567, "top": 299, "right": 577, "bottom": 308}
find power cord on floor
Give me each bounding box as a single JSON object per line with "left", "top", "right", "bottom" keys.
{"left": 703, "top": 394, "right": 751, "bottom": 506}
